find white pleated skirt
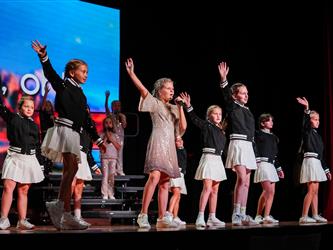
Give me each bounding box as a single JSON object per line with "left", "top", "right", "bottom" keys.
{"left": 254, "top": 161, "right": 279, "bottom": 183}
{"left": 300, "top": 158, "right": 327, "bottom": 183}
{"left": 170, "top": 172, "right": 187, "bottom": 195}
{"left": 194, "top": 154, "right": 227, "bottom": 182}
{"left": 75, "top": 151, "right": 93, "bottom": 181}
{"left": 41, "top": 123, "right": 81, "bottom": 164}
{"left": 1, "top": 151, "right": 44, "bottom": 184}
{"left": 225, "top": 140, "right": 257, "bottom": 170}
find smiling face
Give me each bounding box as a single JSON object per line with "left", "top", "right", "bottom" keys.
{"left": 233, "top": 85, "right": 248, "bottom": 105}
{"left": 310, "top": 112, "right": 319, "bottom": 128}
{"left": 70, "top": 64, "right": 88, "bottom": 84}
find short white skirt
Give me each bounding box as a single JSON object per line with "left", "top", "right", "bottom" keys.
{"left": 225, "top": 140, "right": 257, "bottom": 170}
{"left": 41, "top": 122, "right": 81, "bottom": 164}
{"left": 300, "top": 158, "right": 327, "bottom": 183}
{"left": 75, "top": 151, "right": 93, "bottom": 181}
{"left": 1, "top": 151, "right": 44, "bottom": 184}
{"left": 254, "top": 161, "right": 279, "bottom": 183}
{"left": 170, "top": 172, "right": 187, "bottom": 195}
{"left": 194, "top": 154, "right": 227, "bottom": 182}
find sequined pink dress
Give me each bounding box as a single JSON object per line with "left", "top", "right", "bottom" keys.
{"left": 139, "top": 93, "right": 181, "bottom": 178}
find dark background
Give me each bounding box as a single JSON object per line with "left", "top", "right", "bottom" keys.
{"left": 85, "top": 0, "right": 331, "bottom": 223}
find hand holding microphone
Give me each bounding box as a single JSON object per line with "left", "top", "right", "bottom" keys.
{"left": 177, "top": 92, "right": 191, "bottom": 108}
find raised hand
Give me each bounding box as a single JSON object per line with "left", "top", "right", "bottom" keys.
{"left": 218, "top": 61, "right": 229, "bottom": 82}
{"left": 105, "top": 90, "right": 110, "bottom": 97}
{"left": 31, "top": 40, "right": 47, "bottom": 58}
{"left": 296, "top": 97, "right": 309, "bottom": 110}
{"left": 125, "top": 58, "right": 134, "bottom": 75}
{"left": 179, "top": 92, "right": 191, "bottom": 108}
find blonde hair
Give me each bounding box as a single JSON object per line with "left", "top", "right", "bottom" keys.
{"left": 310, "top": 110, "right": 319, "bottom": 117}
{"left": 64, "top": 59, "right": 88, "bottom": 78}
{"left": 206, "top": 105, "right": 224, "bottom": 130}
{"left": 151, "top": 78, "right": 173, "bottom": 98}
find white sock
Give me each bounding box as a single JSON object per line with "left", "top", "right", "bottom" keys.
{"left": 197, "top": 212, "right": 204, "bottom": 219}
{"left": 209, "top": 213, "right": 216, "bottom": 219}
{"left": 233, "top": 203, "right": 241, "bottom": 214}
{"left": 240, "top": 207, "right": 246, "bottom": 216}
{"left": 74, "top": 209, "right": 81, "bottom": 219}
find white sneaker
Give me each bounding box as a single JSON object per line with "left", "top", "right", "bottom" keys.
{"left": 109, "top": 196, "right": 116, "bottom": 200}
{"left": 312, "top": 215, "right": 328, "bottom": 223}
{"left": 263, "top": 215, "right": 279, "bottom": 224}
{"left": 232, "top": 213, "right": 242, "bottom": 226}
{"left": 156, "top": 215, "right": 179, "bottom": 228}
{"left": 164, "top": 211, "right": 174, "bottom": 221}
{"left": 173, "top": 217, "right": 186, "bottom": 225}
{"left": 102, "top": 196, "right": 108, "bottom": 200}
{"left": 195, "top": 216, "right": 206, "bottom": 228}
{"left": 60, "top": 212, "right": 89, "bottom": 230}
{"left": 299, "top": 216, "right": 316, "bottom": 224}
{"left": 254, "top": 215, "right": 263, "bottom": 224}
{"left": 0, "top": 217, "right": 10, "bottom": 230}
{"left": 17, "top": 219, "right": 35, "bottom": 230}
{"left": 137, "top": 213, "right": 151, "bottom": 228}
{"left": 76, "top": 217, "right": 91, "bottom": 227}
{"left": 46, "top": 200, "right": 64, "bottom": 230}
{"left": 207, "top": 217, "right": 225, "bottom": 227}
{"left": 241, "top": 215, "right": 259, "bottom": 226}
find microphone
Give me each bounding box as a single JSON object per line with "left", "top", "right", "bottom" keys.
{"left": 175, "top": 100, "right": 185, "bottom": 107}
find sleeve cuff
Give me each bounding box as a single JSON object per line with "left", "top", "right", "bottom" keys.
{"left": 186, "top": 106, "right": 193, "bottom": 112}
{"left": 220, "top": 80, "right": 228, "bottom": 88}
{"left": 91, "top": 164, "right": 99, "bottom": 171}
{"left": 95, "top": 137, "right": 103, "bottom": 146}
{"left": 41, "top": 55, "right": 49, "bottom": 63}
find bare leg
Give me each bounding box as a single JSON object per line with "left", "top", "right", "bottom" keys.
{"left": 157, "top": 172, "right": 170, "bottom": 218}
{"left": 208, "top": 181, "right": 220, "bottom": 213}
{"left": 310, "top": 182, "right": 319, "bottom": 216}
{"left": 168, "top": 187, "right": 181, "bottom": 217}
{"left": 73, "top": 179, "right": 84, "bottom": 212}
{"left": 140, "top": 170, "right": 160, "bottom": 214}
{"left": 302, "top": 182, "right": 316, "bottom": 217}
{"left": 262, "top": 181, "right": 275, "bottom": 217}
{"left": 17, "top": 183, "right": 31, "bottom": 220}
{"left": 234, "top": 166, "right": 251, "bottom": 207}
{"left": 198, "top": 179, "right": 212, "bottom": 213}
{"left": 59, "top": 153, "right": 78, "bottom": 212}
{"left": 1, "top": 179, "right": 16, "bottom": 218}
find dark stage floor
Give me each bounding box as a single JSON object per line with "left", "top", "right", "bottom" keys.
{"left": 1, "top": 221, "right": 332, "bottom": 250}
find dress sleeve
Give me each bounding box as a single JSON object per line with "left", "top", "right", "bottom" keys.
{"left": 138, "top": 92, "right": 159, "bottom": 113}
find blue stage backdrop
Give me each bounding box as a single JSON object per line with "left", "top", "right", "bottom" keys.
{"left": 0, "top": 0, "right": 120, "bottom": 166}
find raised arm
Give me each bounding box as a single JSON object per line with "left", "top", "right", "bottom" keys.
{"left": 296, "top": 97, "right": 309, "bottom": 111}
{"left": 31, "top": 40, "right": 64, "bottom": 91}
{"left": 105, "top": 90, "right": 111, "bottom": 115}
{"left": 0, "top": 81, "right": 14, "bottom": 122}
{"left": 175, "top": 95, "right": 187, "bottom": 136}
{"left": 218, "top": 61, "right": 229, "bottom": 83}
{"left": 296, "top": 97, "right": 311, "bottom": 131}
{"left": 41, "top": 83, "right": 50, "bottom": 111}
{"left": 125, "top": 58, "right": 148, "bottom": 98}
{"left": 180, "top": 92, "right": 206, "bottom": 129}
